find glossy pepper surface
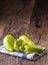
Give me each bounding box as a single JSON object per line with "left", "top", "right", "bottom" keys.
{"left": 14, "top": 35, "right": 45, "bottom": 54}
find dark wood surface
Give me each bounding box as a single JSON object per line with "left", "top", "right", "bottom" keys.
{"left": 0, "top": 0, "right": 48, "bottom": 65}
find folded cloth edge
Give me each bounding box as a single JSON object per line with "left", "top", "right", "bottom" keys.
{"left": 0, "top": 45, "right": 47, "bottom": 60}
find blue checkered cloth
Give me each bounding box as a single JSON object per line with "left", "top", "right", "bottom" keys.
{"left": 0, "top": 46, "right": 47, "bottom": 60}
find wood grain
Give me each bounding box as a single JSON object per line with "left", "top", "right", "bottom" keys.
{"left": 0, "top": 0, "right": 48, "bottom": 65}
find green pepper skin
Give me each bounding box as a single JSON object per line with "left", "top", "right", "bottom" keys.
{"left": 24, "top": 45, "right": 45, "bottom": 54}
{"left": 14, "top": 39, "right": 25, "bottom": 52}
{"left": 19, "top": 35, "right": 35, "bottom": 46}
{"left": 14, "top": 35, "right": 45, "bottom": 54}
{"left": 3, "top": 34, "right": 15, "bottom": 52}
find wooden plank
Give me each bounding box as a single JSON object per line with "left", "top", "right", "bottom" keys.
{"left": 16, "top": 0, "right": 35, "bottom": 22}
{"left": 0, "top": 1, "right": 48, "bottom": 65}
{"left": 0, "top": 22, "right": 5, "bottom": 46}
{"left": 0, "top": 17, "right": 13, "bottom": 45}
{"left": 0, "top": 0, "right": 25, "bottom": 16}
{"left": 0, "top": 20, "right": 9, "bottom": 45}
{"left": 0, "top": 1, "right": 35, "bottom": 65}
{"left": 0, "top": 17, "right": 47, "bottom": 65}
{"left": 28, "top": 16, "right": 46, "bottom": 44}
{"left": 34, "top": 17, "right": 48, "bottom": 65}
{"left": 7, "top": 18, "right": 35, "bottom": 65}
{"left": 0, "top": 17, "right": 21, "bottom": 65}
{"left": 19, "top": 17, "right": 46, "bottom": 65}
{"left": 21, "top": 59, "right": 34, "bottom": 65}
{"left": 0, "top": 23, "right": 5, "bottom": 39}
{"left": 0, "top": 54, "right": 23, "bottom": 65}
{"left": 9, "top": 10, "right": 47, "bottom": 65}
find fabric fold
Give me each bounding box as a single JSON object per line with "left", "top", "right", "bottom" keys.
{"left": 0, "top": 46, "right": 47, "bottom": 60}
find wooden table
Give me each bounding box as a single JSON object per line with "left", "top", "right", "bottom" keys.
{"left": 0, "top": 0, "right": 48, "bottom": 65}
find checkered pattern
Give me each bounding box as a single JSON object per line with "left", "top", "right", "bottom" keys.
{"left": 0, "top": 46, "right": 47, "bottom": 60}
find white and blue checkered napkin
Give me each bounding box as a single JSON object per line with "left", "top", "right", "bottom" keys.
{"left": 0, "top": 46, "right": 47, "bottom": 60}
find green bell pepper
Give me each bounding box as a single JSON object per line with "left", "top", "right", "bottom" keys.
{"left": 14, "top": 35, "right": 45, "bottom": 54}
